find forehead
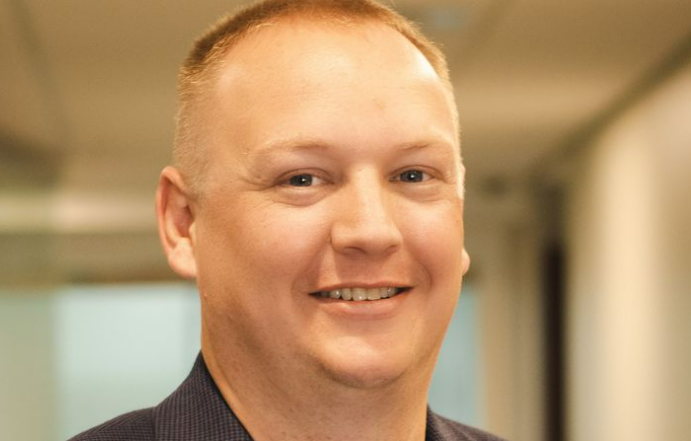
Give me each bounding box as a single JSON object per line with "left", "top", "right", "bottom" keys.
{"left": 220, "top": 18, "right": 440, "bottom": 90}
{"left": 207, "top": 19, "right": 457, "bottom": 155}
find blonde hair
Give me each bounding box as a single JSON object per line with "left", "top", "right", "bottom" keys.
{"left": 174, "top": 0, "right": 453, "bottom": 193}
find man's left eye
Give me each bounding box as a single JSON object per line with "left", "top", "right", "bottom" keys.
{"left": 397, "top": 169, "right": 428, "bottom": 183}
{"left": 288, "top": 174, "right": 315, "bottom": 186}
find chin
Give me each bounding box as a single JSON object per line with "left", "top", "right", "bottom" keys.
{"left": 320, "top": 360, "right": 407, "bottom": 390}
{"left": 314, "top": 340, "right": 422, "bottom": 390}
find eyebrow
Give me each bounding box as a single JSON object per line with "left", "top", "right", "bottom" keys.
{"left": 245, "top": 137, "right": 454, "bottom": 159}
{"left": 245, "top": 138, "right": 332, "bottom": 159}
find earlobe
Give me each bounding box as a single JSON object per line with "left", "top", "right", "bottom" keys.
{"left": 461, "top": 248, "right": 471, "bottom": 276}
{"left": 156, "top": 166, "right": 198, "bottom": 279}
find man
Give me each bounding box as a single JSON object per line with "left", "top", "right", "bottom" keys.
{"left": 71, "top": 0, "right": 505, "bottom": 440}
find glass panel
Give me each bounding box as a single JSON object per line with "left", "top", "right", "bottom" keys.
{"left": 429, "top": 286, "right": 481, "bottom": 426}
{"left": 53, "top": 283, "right": 201, "bottom": 439}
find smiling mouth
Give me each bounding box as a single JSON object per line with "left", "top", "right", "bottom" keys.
{"left": 310, "top": 287, "right": 410, "bottom": 301}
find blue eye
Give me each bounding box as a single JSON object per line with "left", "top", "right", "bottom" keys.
{"left": 288, "top": 174, "right": 314, "bottom": 186}
{"left": 399, "top": 169, "right": 426, "bottom": 182}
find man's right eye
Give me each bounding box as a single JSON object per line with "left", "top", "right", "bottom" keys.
{"left": 287, "top": 174, "right": 314, "bottom": 187}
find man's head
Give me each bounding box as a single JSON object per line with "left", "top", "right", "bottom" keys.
{"left": 157, "top": 0, "right": 469, "bottom": 394}
{"left": 173, "top": 0, "right": 456, "bottom": 194}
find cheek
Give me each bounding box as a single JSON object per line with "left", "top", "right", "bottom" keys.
{"left": 400, "top": 201, "right": 465, "bottom": 349}
{"left": 401, "top": 199, "right": 465, "bottom": 282}
{"left": 197, "top": 197, "right": 332, "bottom": 293}
{"left": 249, "top": 207, "right": 333, "bottom": 284}
{"left": 195, "top": 199, "right": 333, "bottom": 351}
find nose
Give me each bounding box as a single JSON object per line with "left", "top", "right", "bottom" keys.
{"left": 329, "top": 173, "right": 403, "bottom": 257}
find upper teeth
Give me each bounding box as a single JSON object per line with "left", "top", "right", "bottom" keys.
{"left": 318, "top": 287, "right": 401, "bottom": 301}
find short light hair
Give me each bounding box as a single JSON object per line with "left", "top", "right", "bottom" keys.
{"left": 174, "top": 0, "right": 454, "bottom": 194}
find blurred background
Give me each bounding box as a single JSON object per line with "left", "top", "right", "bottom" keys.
{"left": 1, "top": 0, "right": 690, "bottom": 440}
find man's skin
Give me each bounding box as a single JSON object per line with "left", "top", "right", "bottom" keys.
{"left": 157, "top": 18, "right": 470, "bottom": 441}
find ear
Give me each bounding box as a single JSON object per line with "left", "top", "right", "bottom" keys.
{"left": 461, "top": 248, "right": 471, "bottom": 276}
{"left": 156, "top": 166, "right": 198, "bottom": 279}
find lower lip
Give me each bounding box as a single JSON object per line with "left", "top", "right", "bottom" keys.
{"left": 312, "top": 289, "right": 410, "bottom": 320}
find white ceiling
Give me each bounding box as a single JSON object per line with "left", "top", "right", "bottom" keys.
{"left": 1, "top": 0, "right": 690, "bottom": 280}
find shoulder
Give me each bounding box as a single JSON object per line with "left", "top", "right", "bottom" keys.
{"left": 68, "top": 408, "right": 155, "bottom": 441}
{"left": 428, "top": 412, "right": 508, "bottom": 441}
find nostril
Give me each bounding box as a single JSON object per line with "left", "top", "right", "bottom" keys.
{"left": 329, "top": 219, "right": 403, "bottom": 256}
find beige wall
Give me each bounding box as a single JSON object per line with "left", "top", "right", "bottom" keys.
{"left": 566, "top": 59, "right": 691, "bottom": 441}
{"left": 0, "top": 294, "right": 56, "bottom": 441}
{"left": 466, "top": 185, "right": 547, "bottom": 441}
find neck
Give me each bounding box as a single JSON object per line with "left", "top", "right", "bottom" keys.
{"left": 202, "top": 339, "right": 432, "bottom": 441}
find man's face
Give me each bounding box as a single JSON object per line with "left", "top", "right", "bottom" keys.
{"left": 190, "top": 20, "right": 469, "bottom": 389}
